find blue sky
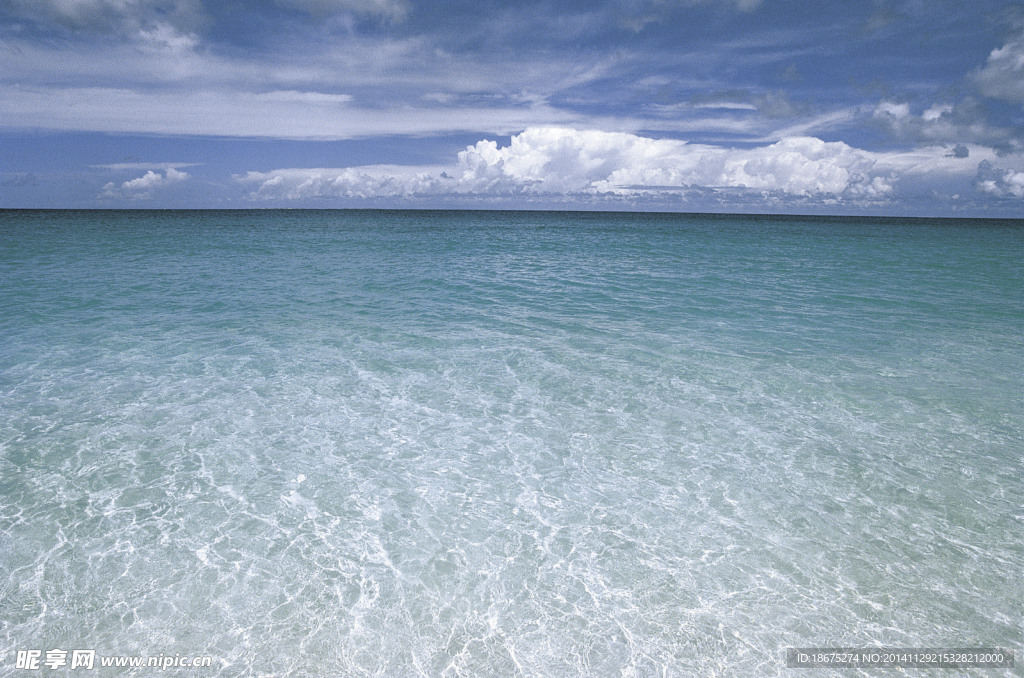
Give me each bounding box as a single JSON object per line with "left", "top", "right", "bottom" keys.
{"left": 2, "top": 0, "right": 1024, "bottom": 214}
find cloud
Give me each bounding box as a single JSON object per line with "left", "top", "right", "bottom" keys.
{"left": 272, "top": 0, "right": 409, "bottom": 21}
{"left": 0, "top": 84, "right": 582, "bottom": 138}
{"left": 2, "top": 172, "right": 40, "bottom": 187}
{"left": 2, "top": 0, "right": 205, "bottom": 37}
{"left": 975, "top": 160, "right": 1024, "bottom": 198}
{"left": 237, "top": 127, "right": 899, "bottom": 203}
{"left": 947, "top": 144, "right": 969, "bottom": 158}
{"left": 874, "top": 101, "right": 911, "bottom": 120}
{"left": 973, "top": 33, "right": 1024, "bottom": 104}
{"left": 92, "top": 162, "right": 201, "bottom": 171}
{"left": 136, "top": 22, "right": 199, "bottom": 53}
{"left": 753, "top": 90, "right": 804, "bottom": 119}
{"left": 631, "top": 0, "right": 763, "bottom": 15}
{"left": 101, "top": 167, "right": 188, "bottom": 199}
{"left": 235, "top": 165, "right": 448, "bottom": 200}
{"left": 872, "top": 98, "right": 1021, "bottom": 153}
{"left": 457, "top": 128, "right": 893, "bottom": 197}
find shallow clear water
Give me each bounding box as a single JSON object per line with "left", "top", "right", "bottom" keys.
{"left": 1, "top": 210, "right": 1021, "bottom": 676}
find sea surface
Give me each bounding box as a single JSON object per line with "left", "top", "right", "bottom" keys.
{"left": 0, "top": 209, "right": 1021, "bottom": 676}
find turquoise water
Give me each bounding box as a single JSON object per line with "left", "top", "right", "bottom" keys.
{"left": 1, "top": 209, "right": 1021, "bottom": 676}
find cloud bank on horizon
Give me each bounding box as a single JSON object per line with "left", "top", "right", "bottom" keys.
{"left": 2, "top": 0, "right": 1024, "bottom": 214}
{"left": 237, "top": 127, "right": 947, "bottom": 200}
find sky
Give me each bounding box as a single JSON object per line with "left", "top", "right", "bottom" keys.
{"left": 1, "top": 0, "right": 1024, "bottom": 215}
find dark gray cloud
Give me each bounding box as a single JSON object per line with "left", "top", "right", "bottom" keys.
{"left": 976, "top": 159, "right": 1024, "bottom": 197}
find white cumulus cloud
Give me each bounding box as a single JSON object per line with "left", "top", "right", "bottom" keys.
{"left": 101, "top": 167, "right": 189, "bottom": 199}
{"left": 237, "top": 127, "right": 898, "bottom": 203}
{"left": 455, "top": 129, "right": 893, "bottom": 197}
{"left": 974, "top": 33, "right": 1024, "bottom": 104}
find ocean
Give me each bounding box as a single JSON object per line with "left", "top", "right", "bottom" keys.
{"left": 1, "top": 209, "right": 1021, "bottom": 676}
